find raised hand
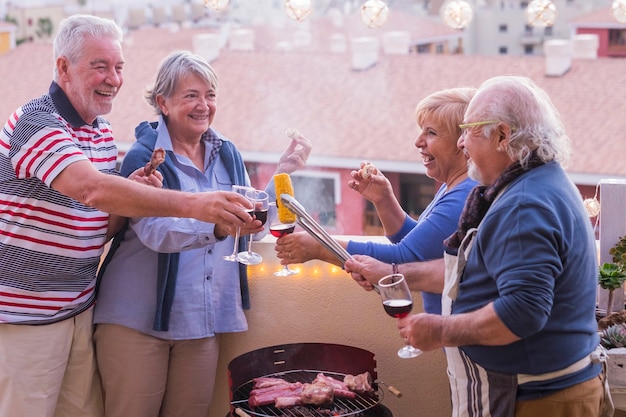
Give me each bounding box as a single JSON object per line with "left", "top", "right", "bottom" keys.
{"left": 347, "top": 161, "right": 394, "bottom": 205}
{"left": 276, "top": 130, "right": 312, "bottom": 174}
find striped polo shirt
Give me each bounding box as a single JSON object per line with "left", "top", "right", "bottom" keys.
{"left": 0, "top": 82, "right": 118, "bottom": 324}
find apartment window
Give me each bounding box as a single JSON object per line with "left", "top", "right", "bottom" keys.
{"left": 499, "top": 46, "right": 508, "bottom": 54}
{"left": 499, "top": 24, "right": 508, "bottom": 33}
{"left": 524, "top": 44, "right": 534, "bottom": 55}
{"left": 524, "top": 24, "right": 533, "bottom": 35}
{"left": 290, "top": 171, "right": 340, "bottom": 227}
{"left": 544, "top": 26, "right": 553, "bottom": 37}
{"left": 399, "top": 174, "right": 435, "bottom": 219}
{"left": 609, "top": 29, "right": 626, "bottom": 46}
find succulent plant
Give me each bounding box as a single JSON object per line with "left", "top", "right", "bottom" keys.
{"left": 610, "top": 235, "right": 626, "bottom": 268}
{"left": 599, "top": 236, "right": 626, "bottom": 315}
{"left": 601, "top": 323, "right": 626, "bottom": 349}
{"left": 599, "top": 262, "right": 626, "bottom": 315}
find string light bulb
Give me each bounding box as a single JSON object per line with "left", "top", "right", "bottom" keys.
{"left": 203, "top": 0, "right": 229, "bottom": 11}
{"left": 583, "top": 197, "right": 601, "bottom": 217}
{"left": 360, "top": 0, "right": 389, "bottom": 29}
{"left": 525, "top": 0, "right": 557, "bottom": 28}
{"left": 441, "top": 0, "right": 474, "bottom": 30}
{"left": 583, "top": 181, "right": 601, "bottom": 218}
{"left": 284, "top": 0, "right": 313, "bottom": 22}
{"left": 612, "top": 0, "right": 626, "bottom": 24}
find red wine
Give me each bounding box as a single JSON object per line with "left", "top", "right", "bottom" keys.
{"left": 383, "top": 299, "right": 412, "bottom": 318}
{"left": 254, "top": 209, "right": 268, "bottom": 225}
{"left": 270, "top": 224, "right": 295, "bottom": 238}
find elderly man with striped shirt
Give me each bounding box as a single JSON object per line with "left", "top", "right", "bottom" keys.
{"left": 0, "top": 14, "right": 261, "bottom": 417}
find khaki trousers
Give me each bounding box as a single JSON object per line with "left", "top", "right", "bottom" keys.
{"left": 94, "top": 323, "right": 219, "bottom": 417}
{"left": 515, "top": 375, "right": 605, "bottom": 417}
{"left": 0, "top": 307, "right": 103, "bottom": 417}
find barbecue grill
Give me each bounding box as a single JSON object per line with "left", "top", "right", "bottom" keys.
{"left": 226, "top": 343, "right": 394, "bottom": 417}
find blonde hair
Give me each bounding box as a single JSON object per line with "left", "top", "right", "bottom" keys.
{"left": 415, "top": 87, "right": 476, "bottom": 141}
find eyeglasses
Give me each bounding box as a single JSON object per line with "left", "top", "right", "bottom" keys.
{"left": 459, "top": 120, "right": 499, "bottom": 137}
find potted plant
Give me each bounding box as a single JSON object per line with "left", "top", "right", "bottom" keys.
{"left": 599, "top": 235, "right": 626, "bottom": 317}
{"left": 599, "top": 262, "right": 626, "bottom": 316}
{"left": 598, "top": 236, "right": 626, "bottom": 390}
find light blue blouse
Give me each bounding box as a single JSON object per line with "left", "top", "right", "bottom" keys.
{"left": 94, "top": 119, "right": 251, "bottom": 339}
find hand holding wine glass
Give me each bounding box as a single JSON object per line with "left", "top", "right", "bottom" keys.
{"left": 378, "top": 273, "right": 422, "bottom": 359}
{"left": 268, "top": 202, "right": 298, "bottom": 276}
{"left": 236, "top": 189, "right": 269, "bottom": 265}
{"left": 223, "top": 185, "right": 255, "bottom": 262}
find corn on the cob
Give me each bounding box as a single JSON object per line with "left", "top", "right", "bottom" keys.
{"left": 274, "top": 173, "right": 297, "bottom": 223}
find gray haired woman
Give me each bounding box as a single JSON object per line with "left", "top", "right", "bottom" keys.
{"left": 94, "top": 50, "right": 311, "bottom": 417}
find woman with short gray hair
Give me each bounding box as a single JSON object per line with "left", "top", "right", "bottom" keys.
{"left": 94, "top": 50, "right": 312, "bottom": 417}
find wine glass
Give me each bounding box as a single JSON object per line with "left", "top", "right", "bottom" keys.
{"left": 268, "top": 202, "right": 298, "bottom": 276}
{"left": 236, "top": 189, "right": 269, "bottom": 265}
{"left": 378, "top": 273, "right": 422, "bottom": 359}
{"left": 223, "top": 185, "right": 255, "bottom": 262}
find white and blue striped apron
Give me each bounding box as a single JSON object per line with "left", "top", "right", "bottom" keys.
{"left": 442, "top": 228, "right": 613, "bottom": 417}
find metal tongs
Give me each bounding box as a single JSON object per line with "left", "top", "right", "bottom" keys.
{"left": 280, "top": 194, "right": 352, "bottom": 266}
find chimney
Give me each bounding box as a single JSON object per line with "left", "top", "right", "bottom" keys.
{"left": 328, "top": 7, "right": 345, "bottom": 28}
{"left": 330, "top": 33, "right": 347, "bottom": 54}
{"left": 572, "top": 34, "right": 599, "bottom": 60}
{"left": 382, "top": 31, "right": 410, "bottom": 55}
{"left": 544, "top": 39, "right": 571, "bottom": 77}
{"left": 351, "top": 36, "right": 379, "bottom": 71}
{"left": 293, "top": 30, "right": 312, "bottom": 48}
{"left": 193, "top": 33, "right": 221, "bottom": 63}
{"left": 229, "top": 29, "right": 255, "bottom": 52}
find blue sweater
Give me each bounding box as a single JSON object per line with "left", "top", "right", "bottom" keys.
{"left": 347, "top": 177, "right": 477, "bottom": 314}
{"left": 453, "top": 162, "right": 601, "bottom": 398}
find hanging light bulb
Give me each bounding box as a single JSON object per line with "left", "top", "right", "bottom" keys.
{"left": 203, "top": 0, "right": 229, "bottom": 11}
{"left": 583, "top": 197, "right": 601, "bottom": 217}
{"left": 284, "top": 0, "right": 313, "bottom": 22}
{"left": 525, "top": 0, "right": 557, "bottom": 28}
{"left": 612, "top": 0, "right": 626, "bottom": 24}
{"left": 360, "top": 0, "right": 389, "bottom": 29}
{"left": 441, "top": 0, "right": 474, "bottom": 30}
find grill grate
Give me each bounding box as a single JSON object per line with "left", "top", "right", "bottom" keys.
{"left": 231, "top": 369, "right": 382, "bottom": 417}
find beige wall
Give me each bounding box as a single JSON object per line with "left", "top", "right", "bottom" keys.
{"left": 210, "top": 236, "right": 451, "bottom": 417}
{"left": 7, "top": 6, "right": 65, "bottom": 42}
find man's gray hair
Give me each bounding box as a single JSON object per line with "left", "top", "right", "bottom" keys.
{"left": 477, "top": 75, "right": 571, "bottom": 169}
{"left": 53, "top": 14, "right": 123, "bottom": 81}
{"left": 145, "top": 50, "right": 219, "bottom": 115}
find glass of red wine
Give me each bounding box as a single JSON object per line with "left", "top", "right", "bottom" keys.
{"left": 223, "top": 185, "right": 255, "bottom": 262}
{"left": 237, "top": 189, "right": 269, "bottom": 265}
{"left": 378, "top": 273, "right": 422, "bottom": 359}
{"left": 268, "top": 202, "right": 298, "bottom": 276}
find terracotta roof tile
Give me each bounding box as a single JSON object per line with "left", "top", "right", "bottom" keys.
{"left": 1, "top": 24, "right": 625, "bottom": 185}
{"left": 570, "top": 6, "right": 619, "bottom": 25}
